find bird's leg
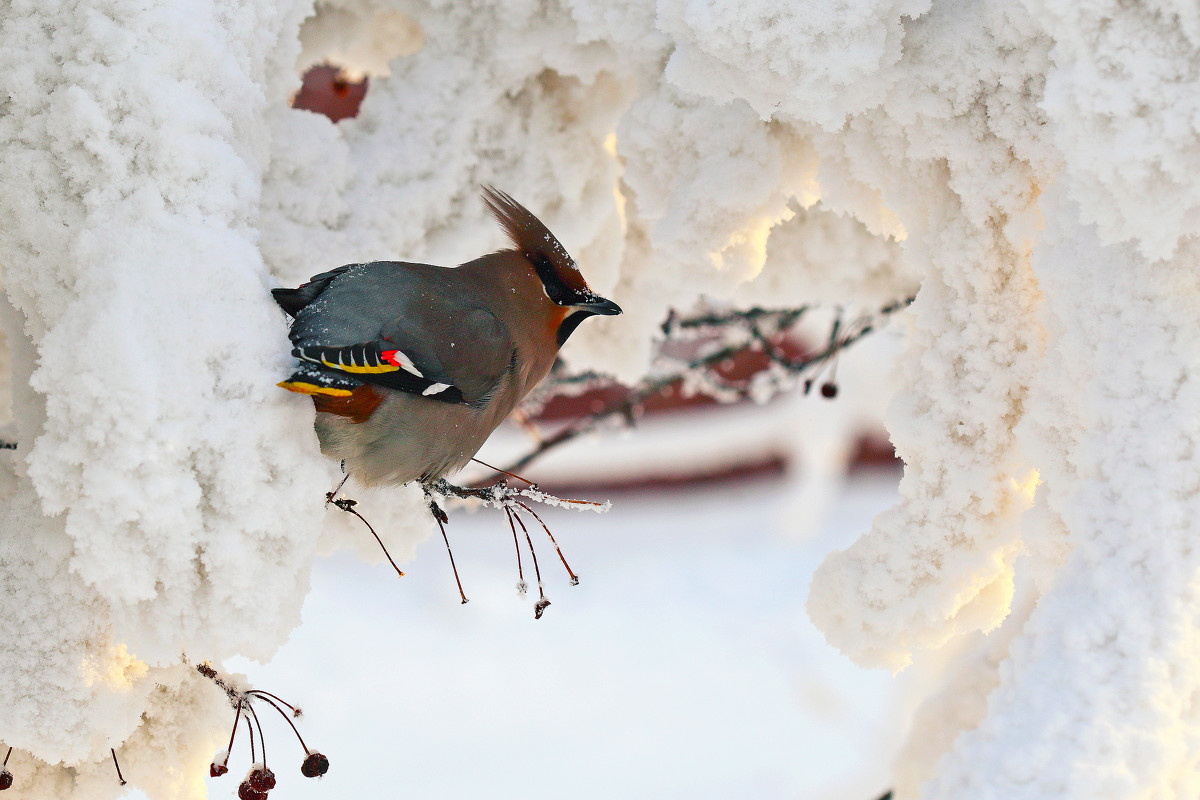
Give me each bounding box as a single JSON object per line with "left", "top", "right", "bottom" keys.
{"left": 425, "top": 491, "right": 469, "bottom": 604}
{"left": 325, "top": 461, "right": 351, "bottom": 504}
{"left": 507, "top": 507, "right": 550, "bottom": 619}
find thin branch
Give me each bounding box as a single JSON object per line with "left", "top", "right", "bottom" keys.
{"left": 431, "top": 478, "right": 610, "bottom": 514}
{"left": 497, "top": 297, "right": 913, "bottom": 478}
{"left": 110, "top": 749, "right": 127, "bottom": 786}
{"left": 330, "top": 497, "right": 406, "bottom": 579}
{"left": 194, "top": 661, "right": 317, "bottom": 758}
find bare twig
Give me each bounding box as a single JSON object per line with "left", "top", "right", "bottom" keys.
{"left": 420, "top": 475, "right": 606, "bottom": 617}
{"left": 195, "top": 662, "right": 243, "bottom": 708}
{"left": 194, "top": 660, "right": 326, "bottom": 777}
{"left": 427, "top": 495, "right": 469, "bottom": 605}
{"left": 110, "top": 748, "right": 127, "bottom": 786}
{"left": 432, "top": 477, "right": 610, "bottom": 514}
{"left": 495, "top": 297, "right": 913, "bottom": 478}
{"left": 330, "top": 497, "right": 406, "bottom": 579}
{"left": 508, "top": 507, "right": 550, "bottom": 618}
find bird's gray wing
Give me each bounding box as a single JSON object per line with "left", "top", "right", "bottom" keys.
{"left": 286, "top": 262, "right": 515, "bottom": 406}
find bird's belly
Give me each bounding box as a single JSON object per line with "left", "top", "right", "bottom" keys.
{"left": 314, "top": 391, "right": 500, "bottom": 487}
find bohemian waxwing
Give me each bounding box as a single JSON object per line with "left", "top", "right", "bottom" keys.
{"left": 273, "top": 187, "right": 621, "bottom": 488}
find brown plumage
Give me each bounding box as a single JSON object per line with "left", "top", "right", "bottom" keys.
{"left": 311, "top": 385, "right": 384, "bottom": 424}
{"left": 274, "top": 187, "right": 622, "bottom": 487}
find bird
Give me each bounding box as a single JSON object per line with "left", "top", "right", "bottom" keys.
{"left": 272, "top": 187, "right": 622, "bottom": 491}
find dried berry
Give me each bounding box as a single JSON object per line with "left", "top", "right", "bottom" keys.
{"left": 248, "top": 766, "right": 276, "bottom": 792}
{"left": 210, "top": 762, "right": 229, "bottom": 778}
{"left": 238, "top": 780, "right": 268, "bottom": 800}
{"left": 301, "top": 752, "right": 329, "bottom": 778}
{"left": 0, "top": 769, "right": 11, "bottom": 790}
{"left": 820, "top": 382, "right": 838, "bottom": 399}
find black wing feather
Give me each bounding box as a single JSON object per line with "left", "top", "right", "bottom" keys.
{"left": 293, "top": 343, "right": 467, "bottom": 405}
{"left": 272, "top": 265, "right": 354, "bottom": 317}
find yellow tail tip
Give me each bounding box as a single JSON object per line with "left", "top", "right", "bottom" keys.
{"left": 278, "top": 380, "right": 354, "bottom": 398}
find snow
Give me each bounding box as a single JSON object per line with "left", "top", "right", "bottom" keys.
{"left": 517, "top": 487, "right": 611, "bottom": 513}
{"left": 206, "top": 476, "right": 913, "bottom": 800}
{"left": 1031, "top": 0, "right": 1200, "bottom": 260}
{"left": 910, "top": 189, "right": 1200, "bottom": 799}
{"left": 2, "top": 0, "right": 1199, "bottom": 797}
{"left": 0, "top": 0, "right": 429, "bottom": 782}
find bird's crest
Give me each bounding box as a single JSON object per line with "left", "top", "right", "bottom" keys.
{"left": 481, "top": 186, "right": 591, "bottom": 301}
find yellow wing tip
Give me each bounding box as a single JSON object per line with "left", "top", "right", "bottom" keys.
{"left": 278, "top": 380, "right": 354, "bottom": 398}
{"left": 321, "top": 360, "right": 398, "bottom": 374}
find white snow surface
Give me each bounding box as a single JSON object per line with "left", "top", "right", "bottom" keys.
{"left": 2, "top": 0, "right": 1199, "bottom": 798}
{"left": 206, "top": 476, "right": 918, "bottom": 800}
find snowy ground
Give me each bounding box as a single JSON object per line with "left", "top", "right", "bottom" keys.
{"left": 172, "top": 471, "right": 910, "bottom": 800}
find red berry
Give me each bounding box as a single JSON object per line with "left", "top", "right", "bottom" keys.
{"left": 238, "top": 780, "right": 268, "bottom": 800}
{"left": 0, "top": 769, "right": 12, "bottom": 790}
{"left": 248, "top": 767, "right": 276, "bottom": 792}
{"left": 210, "top": 762, "right": 229, "bottom": 778}
{"left": 301, "top": 752, "right": 329, "bottom": 777}
{"left": 820, "top": 382, "right": 838, "bottom": 399}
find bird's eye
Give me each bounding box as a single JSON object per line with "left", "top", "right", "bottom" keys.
{"left": 531, "top": 253, "right": 577, "bottom": 305}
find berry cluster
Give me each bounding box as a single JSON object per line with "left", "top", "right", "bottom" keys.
{"left": 198, "top": 664, "right": 328, "bottom": 797}
{"left": 236, "top": 765, "right": 276, "bottom": 800}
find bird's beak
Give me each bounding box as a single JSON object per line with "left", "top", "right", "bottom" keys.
{"left": 577, "top": 297, "right": 622, "bottom": 316}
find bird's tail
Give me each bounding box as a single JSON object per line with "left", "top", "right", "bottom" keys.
{"left": 271, "top": 265, "right": 352, "bottom": 316}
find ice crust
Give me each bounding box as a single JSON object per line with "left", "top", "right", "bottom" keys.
{"left": 1, "top": 0, "right": 1198, "bottom": 797}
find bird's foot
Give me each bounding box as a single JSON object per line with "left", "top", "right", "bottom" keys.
{"left": 325, "top": 470, "right": 351, "bottom": 505}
